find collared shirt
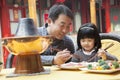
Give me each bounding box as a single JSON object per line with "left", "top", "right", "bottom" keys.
{"left": 82, "top": 49, "right": 95, "bottom": 55}
{"left": 38, "top": 25, "right": 75, "bottom": 65}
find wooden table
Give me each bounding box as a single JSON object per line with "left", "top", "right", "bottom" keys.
{"left": 0, "top": 66, "right": 120, "bottom": 80}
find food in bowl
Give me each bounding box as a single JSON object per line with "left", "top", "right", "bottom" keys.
{"left": 87, "top": 59, "right": 120, "bottom": 70}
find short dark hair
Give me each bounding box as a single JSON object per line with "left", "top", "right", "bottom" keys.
{"left": 77, "top": 23, "right": 101, "bottom": 52}
{"left": 48, "top": 4, "right": 73, "bottom": 22}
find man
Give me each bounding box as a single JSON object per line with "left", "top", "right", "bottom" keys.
{"left": 38, "top": 4, "right": 75, "bottom": 66}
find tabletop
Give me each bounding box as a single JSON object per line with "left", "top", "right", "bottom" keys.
{"left": 0, "top": 66, "right": 120, "bottom": 80}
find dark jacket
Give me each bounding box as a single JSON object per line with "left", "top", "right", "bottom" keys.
{"left": 38, "top": 25, "right": 75, "bottom": 65}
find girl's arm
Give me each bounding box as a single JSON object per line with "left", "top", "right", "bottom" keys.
{"left": 97, "top": 49, "right": 118, "bottom": 61}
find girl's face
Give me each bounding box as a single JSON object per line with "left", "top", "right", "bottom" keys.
{"left": 80, "top": 38, "right": 95, "bottom": 52}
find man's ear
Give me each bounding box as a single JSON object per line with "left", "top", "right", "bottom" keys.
{"left": 47, "top": 18, "right": 52, "bottom": 24}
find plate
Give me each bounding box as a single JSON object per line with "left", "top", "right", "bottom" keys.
{"left": 79, "top": 68, "right": 120, "bottom": 73}
{"left": 58, "top": 62, "right": 86, "bottom": 70}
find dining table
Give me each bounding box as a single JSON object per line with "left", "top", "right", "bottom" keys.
{"left": 0, "top": 66, "right": 120, "bottom": 80}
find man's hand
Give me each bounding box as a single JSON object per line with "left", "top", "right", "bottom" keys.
{"left": 53, "top": 49, "right": 72, "bottom": 65}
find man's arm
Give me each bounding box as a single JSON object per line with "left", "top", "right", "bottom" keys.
{"left": 41, "top": 55, "right": 54, "bottom": 66}
{"left": 64, "top": 36, "right": 75, "bottom": 54}
{"left": 63, "top": 36, "right": 75, "bottom": 63}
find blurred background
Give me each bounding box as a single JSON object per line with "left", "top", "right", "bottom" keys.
{"left": 0, "top": 0, "right": 120, "bottom": 67}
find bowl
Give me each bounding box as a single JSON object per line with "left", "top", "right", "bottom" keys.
{"left": 2, "top": 36, "right": 52, "bottom": 55}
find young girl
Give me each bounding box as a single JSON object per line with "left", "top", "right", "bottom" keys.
{"left": 71, "top": 23, "right": 118, "bottom": 62}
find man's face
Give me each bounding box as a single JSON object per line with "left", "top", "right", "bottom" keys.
{"left": 48, "top": 14, "right": 72, "bottom": 40}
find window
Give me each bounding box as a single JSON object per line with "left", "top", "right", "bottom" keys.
{"left": 110, "top": 0, "right": 120, "bottom": 6}
{"left": 110, "top": 8, "right": 120, "bottom": 31}
{"left": 6, "top": 0, "right": 28, "bottom": 7}
{"left": 7, "top": 0, "right": 28, "bottom": 35}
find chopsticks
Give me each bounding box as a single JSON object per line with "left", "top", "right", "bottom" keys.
{"left": 50, "top": 42, "right": 114, "bottom": 62}
{"left": 50, "top": 46, "right": 81, "bottom": 58}
{"left": 87, "top": 43, "right": 114, "bottom": 62}
{"left": 104, "top": 43, "right": 114, "bottom": 50}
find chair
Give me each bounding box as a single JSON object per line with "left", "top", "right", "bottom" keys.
{"left": 100, "top": 32, "right": 120, "bottom": 60}
{"left": 5, "top": 32, "right": 120, "bottom": 68}
{"left": 6, "top": 53, "right": 14, "bottom": 68}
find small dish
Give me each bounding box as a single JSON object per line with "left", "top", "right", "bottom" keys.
{"left": 58, "top": 62, "right": 86, "bottom": 70}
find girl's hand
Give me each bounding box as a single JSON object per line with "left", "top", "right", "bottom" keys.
{"left": 97, "top": 49, "right": 107, "bottom": 60}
